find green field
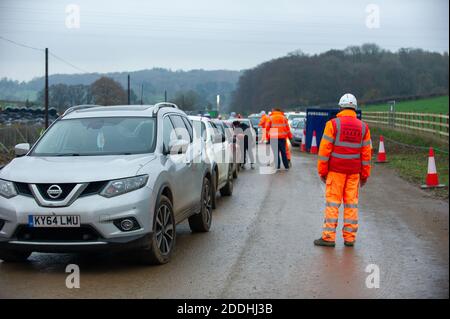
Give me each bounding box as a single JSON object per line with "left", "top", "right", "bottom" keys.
{"left": 362, "top": 95, "right": 449, "bottom": 114}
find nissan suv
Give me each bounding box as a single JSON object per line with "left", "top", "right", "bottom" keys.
{"left": 0, "top": 103, "right": 213, "bottom": 265}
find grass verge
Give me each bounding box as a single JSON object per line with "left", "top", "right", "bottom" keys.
{"left": 362, "top": 95, "right": 449, "bottom": 114}
{"left": 370, "top": 126, "right": 448, "bottom": 199}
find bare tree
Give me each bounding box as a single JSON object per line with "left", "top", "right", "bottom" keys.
{"left": 91, "top": 77, "right": 127, "bottom": 106}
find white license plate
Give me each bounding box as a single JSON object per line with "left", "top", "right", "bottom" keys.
{"left": 28, "top": 215, "right": 80, "bottom": 228}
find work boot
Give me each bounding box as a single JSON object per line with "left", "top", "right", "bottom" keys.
{"left": 314, "top": 238, "right": 335, "bottom": 247}
{"left": 344, "top": 241, "right": 355, "bottom": 247}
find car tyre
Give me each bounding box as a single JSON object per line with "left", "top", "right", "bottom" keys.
{"left": 211, "top": 168, "right": 217, "bottom": 209}
{"left": 189, "top": 177, "right": 212, "bottom": 232}
{"left": 233, "top": 163, "right": 238, "bottom": 179}
{"left": 137, "top": 195, "right": 175, "bottom": 265}
{"left": 0, "top": 250, "right": 31, "bottom": 263}
{"left": 220, "top": 164, "right": 233, "bottom": 196}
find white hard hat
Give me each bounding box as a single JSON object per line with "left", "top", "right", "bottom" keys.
{"left": 338, "top": 93, "right": 358, "bottom": 109}
{"left": 261, "top": 110, "right": 266, "bottom": 115}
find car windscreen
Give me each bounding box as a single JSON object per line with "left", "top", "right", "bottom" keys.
{"left": 289, "top": 115, "right": 305, "bottom": 121}
{"left": 292, "top": 120, "right": 305, "bottom": 129}
{"left": 31, "top": 117, "right": 156, "bottom": 156}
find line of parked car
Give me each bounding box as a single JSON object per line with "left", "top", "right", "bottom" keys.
{"left": 0, "top": 103, "right": 249, "bottom": 265}
{"left": 0, "top": 106, "right": 58, "bottom": 126}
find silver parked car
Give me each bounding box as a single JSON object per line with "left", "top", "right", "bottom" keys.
{"left": 0, "top": 103, "right": 213, "bottom": 265}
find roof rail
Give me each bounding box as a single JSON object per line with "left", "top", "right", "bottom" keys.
{"left": 153, "top": 102, "right": 179, "bottom": 112}
{"left": 152, "top": 102, "right": 179, "bottom": 115}
{"left": 62, "top": 104, "right": 99, "bottom": 117}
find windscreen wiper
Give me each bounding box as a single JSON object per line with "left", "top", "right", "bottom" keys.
{"left": 56, "top": 153, "right": 81, "bottom": 156}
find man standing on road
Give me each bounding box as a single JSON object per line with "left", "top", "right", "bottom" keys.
{"left": 265, "top": 108, "right": 292, "bottom": 170}
{"left": 258, "top": 110, "right": 268, "bottom": 143}
{"left": 233, "top": 120, "right": 255, "bottom": 169}
{"left": 314, "top": 93, "right": 372, "bottom": 247}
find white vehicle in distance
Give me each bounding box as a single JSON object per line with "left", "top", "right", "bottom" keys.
{"left": 286, "top": 112, "right": 306, "bottom": 130}
{"left": 189, "top": 116, "right": 234, "bottom": 209}
{"left": 290, "top": 118, "right": 306, "bottom": 146}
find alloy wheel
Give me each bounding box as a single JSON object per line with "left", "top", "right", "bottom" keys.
{"left": 155, "top": 203, "right": 174, "bottom": 255}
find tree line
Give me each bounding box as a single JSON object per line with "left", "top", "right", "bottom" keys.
{"left": 230, "top": 44, "right": 449, "bottom": 114}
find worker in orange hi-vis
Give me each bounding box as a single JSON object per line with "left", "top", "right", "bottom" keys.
{"left": 258, "top": 111, "right": 269, "bottom": 143}
{"left": 265, "top": 108, "right": 293, "bottom": 170}
{"left": 314, "top": 93, "right": 372, "bottom": 247}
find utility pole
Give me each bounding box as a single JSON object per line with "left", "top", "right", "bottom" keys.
{"left": 140, "top": 83, "right": 144, "bottom": 105}
{"left": 127, "top": 74, "right": 130, "bottom": 105}
{"left": 45, "top": 48, "right": 49, "bottom": 129}
{"left": 164, "top": 90, "right": 167, "bottom": 102}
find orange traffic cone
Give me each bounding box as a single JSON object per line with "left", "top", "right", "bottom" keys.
{"left": 421, "top": 147, "right": 446, "bottom": 189}
{"left": 376, "top": 135, "right": 388, "bottom": 163}
{"left": 300, "top": 129, "right": 306, "bottom": 152}
{"left": 310, "top": 130, "right": 318, "bottom": 154}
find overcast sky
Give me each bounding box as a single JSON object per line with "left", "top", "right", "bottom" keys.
{"left": 0, "top": 0, "right": 448, "bottom": 81}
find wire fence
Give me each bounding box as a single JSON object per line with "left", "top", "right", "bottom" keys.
{"left": 363, "top": 111, "right": 449, "bottom": 140}
{"left": 0, "top": 125, "right": 43, "bottom": 153}
{"left": 382, "top": 135, "right": 449, "bottom": 154}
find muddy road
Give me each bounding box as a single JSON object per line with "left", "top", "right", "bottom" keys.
{"left": 0, "top": 146, "right": 448, "bottom": 298}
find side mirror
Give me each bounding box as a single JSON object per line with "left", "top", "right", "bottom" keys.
{"left": 15, "top": 143, "right": 30, "bottom": 157}
{"left": 168, "top": 139, "right": 189, "bottom": 155}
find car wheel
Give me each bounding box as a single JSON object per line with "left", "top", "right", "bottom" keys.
{"left": 137, "top": 195, "right": 175, "bottom": 265}
{"left": 220, "top": 164, "right": 233, "bottom": 196}
{"left": 233, "top": 163, "right": 238, "bottom": 179}
{"left": 211, "top": 169, "right": 217, "bottom": 209}
{"left": 188, "top": 177, "right": 212, "bottom": 232}
{"left": 0, "top": 250, "right": 31, "bottom": 263}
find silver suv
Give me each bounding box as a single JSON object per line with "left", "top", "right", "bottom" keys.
{"left": 0, "top": 103, "right": 213, "bottom": 265}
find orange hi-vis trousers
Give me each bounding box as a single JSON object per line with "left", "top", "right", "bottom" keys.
{"left": 322, "top": 171, "right": 360, "bottom": 243}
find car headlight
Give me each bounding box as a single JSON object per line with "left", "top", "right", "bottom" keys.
{"left": 100, "top": 175, "right": 149, "bottom": 198}
{"left": 0, "top": 179, "right": 18, "bottom": 199}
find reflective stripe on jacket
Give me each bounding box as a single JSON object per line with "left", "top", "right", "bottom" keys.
{"left": 317, "top": 109, "right": 372, "bottom": 178}
{"left": 265, "top": 111, "right": 293, "bottom": 140}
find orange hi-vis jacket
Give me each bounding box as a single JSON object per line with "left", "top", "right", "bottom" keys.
{"left": 265, "top": 111, "right": 293, "bottom": 140}
{"left": 318, "top": 109, "right": 372, "bottom": 180}
{"left": 258, "top": 114, "right": 268, "bottom": 128}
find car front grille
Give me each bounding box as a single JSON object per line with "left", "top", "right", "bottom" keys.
{"left": 14, "top": 181, "right": 108, "bottom": 199}
{"left": 14, "top": 225, "right": 102, "bottom": 242}
{"left": 15, "top": 182, "right": 33, "bottom": 197}
{"left": 36, "top": 183, "right": 77, "bottom": 201}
